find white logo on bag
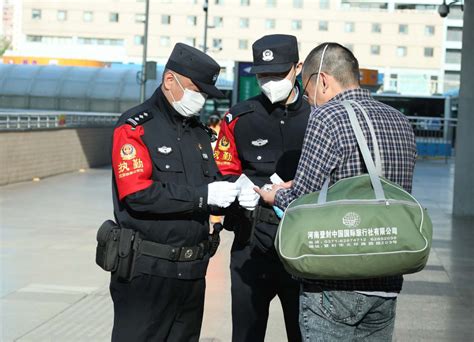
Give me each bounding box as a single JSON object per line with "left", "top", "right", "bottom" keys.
{"left": 342, "top": 212, "right": 361, "bottom": 228}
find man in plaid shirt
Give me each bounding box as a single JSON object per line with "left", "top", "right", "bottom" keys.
{"left": 257, "top": 43, "right": 417, "bottom": 341}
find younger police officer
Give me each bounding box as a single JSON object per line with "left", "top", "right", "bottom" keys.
{"left": 214, "top": 34, "right": 311, "bottom": 342}
{"left": 110, "top": 43, "right": 239, "bottom": 342}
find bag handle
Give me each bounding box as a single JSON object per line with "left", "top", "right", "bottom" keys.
{"left": 318, "top": 100, "right": 385, "bottom": 204}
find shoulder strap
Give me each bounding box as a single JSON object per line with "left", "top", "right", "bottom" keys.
{"left": 318, "top": 101, "right": 385, "bottom": 204}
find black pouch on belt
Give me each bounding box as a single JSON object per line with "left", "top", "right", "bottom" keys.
{"left": 116, "top": 228, "right": 138, "bottom": 283}
{"left": 95, "top": 220, "right": 120, "bottom": 272}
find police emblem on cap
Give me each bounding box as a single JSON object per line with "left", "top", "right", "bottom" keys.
{"left": 251, "top": 139, "right": 269, "bottom": 147}
{"left": 121, "top": 144, "right": 136, "bottom": 160}
{"left": 262, "top": 49, "right": 274, "bottom": 62}
{"left": 212, "top": 73, "right": 218, "bottom": 82}
{"left": 157, "top": 146, "right": 173, "bottom": 155}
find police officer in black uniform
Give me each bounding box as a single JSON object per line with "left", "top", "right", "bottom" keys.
{"left": 214, "top": 35, "right": 311, "bottom": 342}
{"left": 110, "top": 43, "right": 239, "bottom": 342}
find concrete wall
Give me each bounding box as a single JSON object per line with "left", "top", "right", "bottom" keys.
{"left": 0, "top": 128, "right": 113, "bottom": 185}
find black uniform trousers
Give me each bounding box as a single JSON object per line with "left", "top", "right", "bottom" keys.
{"left": 110, "top": 273, "right": 205, "bottom": 342}
{"left": 230, "top": 237, "right": 302, "bottom": 342}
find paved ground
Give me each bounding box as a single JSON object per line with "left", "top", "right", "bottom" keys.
{"left": 0, "top": 160, "right": 473, "bottom": 341}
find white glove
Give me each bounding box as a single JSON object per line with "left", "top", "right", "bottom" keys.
{"left": 238, "top": 186, "right": 260, "bottom": 211}
{"left": 207, "top": 181, "right": 239, "bottom": 208}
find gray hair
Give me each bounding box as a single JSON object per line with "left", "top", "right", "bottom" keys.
{"left": 303, "top": 43, "right": 360, "bottom": 88}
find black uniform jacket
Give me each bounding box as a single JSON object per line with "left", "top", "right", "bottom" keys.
{"left": 112, "top": 87, "right": 220, "bottom": 280}
{"left": 214, "top": 82, "right": 311, "bottom": 249}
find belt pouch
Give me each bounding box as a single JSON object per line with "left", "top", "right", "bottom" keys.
{"left": 95, "top": 220, "right": 120, "bottom": 272}
{"left": 116, "top": 228, "right": 137, "bottom": 282}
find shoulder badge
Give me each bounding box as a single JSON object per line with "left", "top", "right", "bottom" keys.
{"left": 126, "top": 111, "right": 153, "bottom": 127}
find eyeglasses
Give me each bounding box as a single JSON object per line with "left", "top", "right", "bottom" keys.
{"left": 302, "top": 72, "right": 319, "bottom": 102}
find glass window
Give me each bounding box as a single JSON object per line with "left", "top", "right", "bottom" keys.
{"left": 213, "top": 38, "right": 222, "bottom": 49}
{"left": 293, "top": 0, "right": 303, "bottom": 8}
{"left": 445, "top": 49, "right": 461, "bottom": 64}
{"left": 447, "top": 27, "right": 462, "bottom": 41}
{"left": 425, "top": 25, "right": 435, "bottom": 36}
{"left": 109, "top": 12, "right": 119, "bottom": 23}
{"left": 372, "top": 23, "right": 381, "bottom": 33}
{"left": 344, "top": 22, "right": 355, "bottom": 33}
{"left": 161, "top": 15, "right": 171, "bottom": 25}
{"left": 388, "top": 74, "right": 398, "bottom": 90}
{"left": 397, "top": 46, "right": 407, "bottom": 57}
{"left": 239, "top": 39, "right": 248, "bottom": 50}
{"left": 265, "top": 19, "right": 275, "bottom": 29}
{"left": 399, "top": 24, "right": 408, "bottom": 34}
{"left": 185, "top": 37, "right": 196, "bottom": 47}
{"left": 266, "top": 0, "right": 276, "bottom": 8}
{"left": 83, "top": 11, "right": 93, "bottom": 22}
{"left": 27, "top": 35, "right": 42, "bottom": 42}
{"left": 215, "top": 0, "right": 224, "bottom": 4}
{"left": 241, "top": 0, "right": 250, "bottom": 5}
{"left": 135, "top": 13, "right": 145, "bottom": 23}
{"left": 319, "top": 20, "right": 328, "bottom": 31}
{"left": 32, "top": 9, "right": 41, "bottom": 20}
{"left": 160, "top": 36, "right": 171, "bottom": 47}
{"left": 424, "top": 47, "right": 434, "bottom": 57}
{"left": 57, "top": 10, "right": 67, "bottom": 21}
{"left": 214, "top": 17, "right": 223, "bottom": 27}
{"left": 240, "top": 18, "right": 249, "bottom": 28}
{"left": 371, "top": 45, "right": 380, "bottom": 55}
{"left": 444, "top": 71, "right": 460, "bottom": 91}
{"left": 187, "top": 16, "right": 197, "bottom": 26}
{"left": 292, "top": 20, "right": 302, "bottom": 30}
{"left": 320, "top": 0, "right": 330, "bottom": 9}
{"left": 135, "top": 35, "right": 144, "bottom": 45}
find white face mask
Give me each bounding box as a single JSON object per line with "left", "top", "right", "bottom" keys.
{"left": 170, "top": 74, "right": 207, "bottom": 117}
{"left": 312, "top": 44, "right": 329, "bottom": 108}
{"left": 257, "top": 68, "right": 295, "bottom": 104}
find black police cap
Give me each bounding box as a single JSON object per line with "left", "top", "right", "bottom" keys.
{"left": 249, "top": 34, "right": 299, "bottom": 74}
{"left": 165, "top": 43, "right": 225, "bottom": 98}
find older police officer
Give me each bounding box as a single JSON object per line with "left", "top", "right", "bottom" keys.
{"left": 110, "top": 43, "right": 239, "bottom": 342}
{"left": 214, "top": 34, "right": 310, "bottom": 342}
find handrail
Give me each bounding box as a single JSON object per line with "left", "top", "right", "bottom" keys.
{"left": 0, "top": 111, "right": 120, "bottom": 130}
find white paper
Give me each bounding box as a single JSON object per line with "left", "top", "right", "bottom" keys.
{"left": 270, "top": 173, "right": 284, "bottom": 185}
{"left": 235, "top": 174, "right": 256, "bottom": 194}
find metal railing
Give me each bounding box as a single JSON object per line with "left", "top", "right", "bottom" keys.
{"left": 0, "top": 111, "right": 120, "bottom": 130}
{"left": 407, "top": 116, "right": 457, "bottom": 159}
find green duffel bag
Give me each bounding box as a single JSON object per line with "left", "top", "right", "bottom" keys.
{"left": 275, "top": 100, "right": 433, "bottom": 280}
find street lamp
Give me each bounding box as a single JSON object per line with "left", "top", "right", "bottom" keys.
{"left": 438, "top": 0, "right": 464, "bottom": 18}
{"left": 140, "top": 0, "right": 150, "bottom": 102}
{"left": 203, "top": 0, "right": 209, "bottom": 53}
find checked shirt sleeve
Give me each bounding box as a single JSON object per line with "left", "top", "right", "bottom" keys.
{"left": 275, "top": 111, "right": 342, "bottom": 210}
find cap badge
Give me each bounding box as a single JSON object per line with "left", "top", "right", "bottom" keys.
{"left": 251, "top": 139, "right": 269, "bottom": 147}
{"left": 157, "top": 146, "right": 173, "bottom": 155}
{"left": 262, "top": 49, "right": 274, "bottom": 62}
{"left": 212, "top": 73, "right": 218, "bottom": 82}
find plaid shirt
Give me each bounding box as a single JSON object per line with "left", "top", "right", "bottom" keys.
{"left": 275, "top": 88, "right": 417, "bottom": 292}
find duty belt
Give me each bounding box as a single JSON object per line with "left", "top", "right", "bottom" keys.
{"left": 245, "top": 205, "right": 281, "bottom": 225}
{"left": 137, "top": 238, "right": 210, "bottom": 262}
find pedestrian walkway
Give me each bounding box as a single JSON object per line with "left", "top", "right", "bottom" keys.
{"left": 0, "top": 160, "right": 472, "bottom": 341}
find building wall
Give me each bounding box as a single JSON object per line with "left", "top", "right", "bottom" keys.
{"left": 0, "top": 127, "right": 113, "bottom": 185}
{"left": 12, "top": 0, "right": 462, "bottom": 94}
